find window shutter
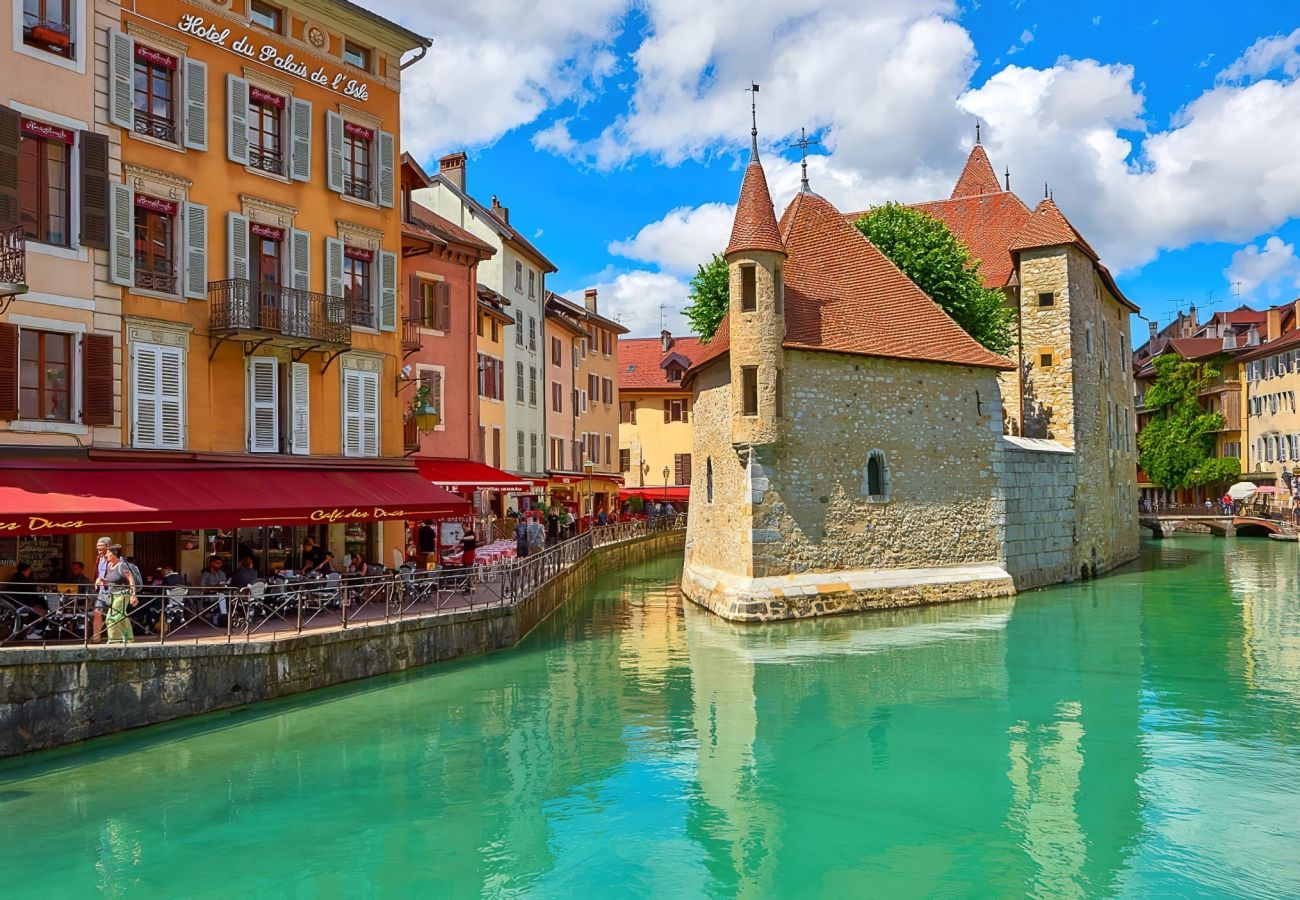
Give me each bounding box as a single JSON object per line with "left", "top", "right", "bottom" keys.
{"left": 79, "top": 131, "right": 110, "bottom": 248}
{"left": 342, "top": 370, "right": 362, "bottom": 456}
{"left": 377, "top": 129, "right": 395, "bottom": 207}
{"left": 683, "top": 397, "right": 690, "bottom": 422}
{"left": 361, "top": 371, "right": 379, "bottom": 457}
{"left": 290, "top": 228, "right": 310, "bottom": 290}
{"left": 227, "top": 212, "right": 250, "bottom": 281}
{"left": 663, "top": 399, "right": 670, "bottom": 423}
{"left": 0, "top": 108, "right": 18, "bottom": 227}
{"left": 226, "top": 74, "right": 250, "bottom": 165}
{"left": 0, "top": 323, "right": 17, "bottom": 420}
{"left": 436, "top": 281, "right": 451, "bottom": 331}
{"left": 158, "top": 347, "right": 185, "bottom": 448}
{"left": 325, "top": 237, "right": 344, "bottom": 297}
{"left": 290, "top": 97, "right": 312, "bottom": 182}
{"left": 109, "top": 183, "right": 134, "bottom": 286}
{"left": 326, "top": 112, "right": 344, "bottom": 193}
{"left": 82, "top": 333, "right": 114, "bottom": 426}
{"left": 290, "top": 361, "right": 310, "bottom": 455}
{"left": 378, "top": 250, "right": 397, "bottom": 331}
{"left": 408, "top": 274, "right": 422, "bottom": 319}
{"left": 429, "top": 370, "right": 443, "bottom": 416}
{"left": 109, "top": 30, "right": 134, "bottom": 129}
{"left": 183, "top": 58, "right": 208, "bottom": 151}
{"left": 184, "top": 202, "right": 208, "bottom": 300}
{"left": 131, "top": 343, "right": 159, "bottom": 447}
{"left": 247, "top": 356, "right": 279, "bottom": 452}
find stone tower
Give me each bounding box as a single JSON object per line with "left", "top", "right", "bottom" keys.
{"left": 724, "top": 135, "right": 787, "bottom": 448}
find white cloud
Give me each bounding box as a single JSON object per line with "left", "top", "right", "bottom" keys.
{"left": 1218, "top": 28, "right": 1300, "bottom": 83}
{"left": 608, "top": 203, "right": 735, "bottom": 275}
{"left": 1224, "top": 236, "right": 1300, "bottom": 298}
{"left": 563, "top": 271, "right": 693, "bottom": 337}
{"left": 1007, "top": 27, "right": 1035, "bottom": 55}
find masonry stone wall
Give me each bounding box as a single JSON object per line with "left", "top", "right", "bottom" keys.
{"left": 684, "top": 363, "right": 751, "bottom": 577}
{"left": 997, "top": 437, "right": 1077, "bottom": 589}
{"left": 1017, "top": 249, "right": 1076, "bottom": 443}
{"left": 727, "top": 248, "right": 785, "bottom": 447}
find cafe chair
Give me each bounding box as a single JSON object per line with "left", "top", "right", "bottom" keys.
{"left": 311, "top": 572, "right": 343, "bottom": 610}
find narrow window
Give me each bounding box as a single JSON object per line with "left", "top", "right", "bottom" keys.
{"left": 18, "top": 329, "right": 72, "bottom": 421}
{"left": 133, "top": 45, "right": 178, "bottom": 142}
{"left": 133, "top": 196, "right": 177, "bottom": 294}
{"left": 741, "top": 366, "right": 758, "bottom": 416}
{"left": 247, "top": 87, "right": 285, "bottom": 175}
{"left": 1039, "top": 351, "right": 1055, "bottom": 368}
{"left": 706, "top": 457, "right": 714, "bottom": 503}
{"left": 343, "top": 40, "right": 370, "bottom": 71}
{"left": 515, "top": 261, "right": 523, "bottom": 290}
{"left": 619, "top": 449, "right": 631, "bottom": 473}
{"left": 775, "top": 369, "right": 784, "bottom": 418}
{"left": 342, "top": 248, "right": 372, "bottom": 327}
{"left": 17, "top": 122, "right": 71, "bottom": 246}
{"left": 741, "top": 265, "right": 757, "bottom": 312}
{"left": 863, "top": 450, "right": 888, "bottom": 500}
{"left": 774, "top": 267, "right": 784, "bottom": 315}
{"left": 1038, "top": 292, "right": 1055, "bottom": 307}
{"left": 341, "top": 123, "right": 373, "bottom": 201}
{"left": 249, "top": 0, "right": 282, "bottom": 33}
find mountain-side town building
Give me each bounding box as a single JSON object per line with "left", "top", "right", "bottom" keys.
{"left": 618, "top": 330, "right": 701, "bottom": 506}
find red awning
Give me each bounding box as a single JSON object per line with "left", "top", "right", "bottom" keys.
{"left": 0, "top": 460, "right": 469, "bottom": 536}
{"left": 414, "top": 458, "right": 531, "bottom": 491}
{"left": 620, "top": 486, "right": 690, "bottom": 501}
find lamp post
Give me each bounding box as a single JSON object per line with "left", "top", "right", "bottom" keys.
{"left": 662, "top": 465, "right": 670, "bottom": 505}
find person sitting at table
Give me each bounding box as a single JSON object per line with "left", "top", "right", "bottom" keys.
{"left": 4, "top": 562, "right": 47, "bottom": 619}
{"left": 158, "top": 564, "right": 185, "bottom": 587}
{"left": 231, "top": 556, "right": 260, "bottom": 589}
{"left": 300, "top": 538, "right": 326, "bottom": 573}
{"left": 314, "top": 550, "right": 337, "bottom": 577}
{"left": 347, "top": 553, "right": 371, "bottom": 577}
{"left": 199, "top": 556, "right": 228, "bottom": 588}
{"left": 67, "top": 561, "right": 93, "bottom": 592}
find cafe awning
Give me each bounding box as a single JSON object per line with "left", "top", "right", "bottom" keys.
{"left": 414, "top": 458, "right": 530, "bottom": 492}
{"left": 620, "top": 486, "right": 690, "bottom": 501}
{"left": 0, "top": 459, "right": 469, "bottom": 536}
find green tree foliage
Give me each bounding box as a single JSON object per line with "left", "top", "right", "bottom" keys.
{"left": 1137, "top": 354, "right": 1241, "bottom": 489}
{"left": 683, "top": 253, "right": 729, "bottom": 340}
{"left": 854, "top": 204, "right": 1014, "bottom": 355}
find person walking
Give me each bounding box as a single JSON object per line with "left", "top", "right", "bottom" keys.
{"left": 515, "top": 516, "right": 530, "bottom": 559}
{"left": 527, "top": 515, "right": 545, "bottom": 554}
{"left": 92, "top": 537, "right": 112, "bottom": 642}
{"left": 97, "top": 544, "right": 139, "bottom": 644}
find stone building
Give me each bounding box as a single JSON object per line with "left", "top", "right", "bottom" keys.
{"left": 682, "top": 134, "right": 1142, "bottom": 622}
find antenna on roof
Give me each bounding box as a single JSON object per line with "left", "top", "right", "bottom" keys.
{"left": 1004, "top": 165, "right": 1010, "bottom": 191}
{"left": 659, "top": 303, "right": 668, "bottom": 331}
{"left": 791, "top": 127, "right": 820, "bottom": 193}
{"left": 1232, "top": 280, "right": 1243, "bottom": 297}
{"left": 745, "top": 83, "right": 761, "bottom": 156}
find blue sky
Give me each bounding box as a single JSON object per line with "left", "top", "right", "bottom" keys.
{"left": 379, "top": 0, "right": 1300, "bottom": 336}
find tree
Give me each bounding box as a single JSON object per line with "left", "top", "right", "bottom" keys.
{"left": 683, "top": 254, "right": 729, "bottom": 340}
{"left": 854, "top": 204, "right": 1014, "bottom": 355}
{"left": 1137, "top": 354, "right": 1241, "bottom": 489}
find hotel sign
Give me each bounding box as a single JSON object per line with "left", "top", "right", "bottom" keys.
{"left": 178, "top": 14, "right": 370, "bottom": 101}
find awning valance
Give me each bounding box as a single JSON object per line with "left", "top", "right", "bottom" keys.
{"left": 0, "top": 460, "right": 469, "bottom": 536}
{"left": 414, "top": 458, "right": 531, "bottom": 491}
{"left": 620, "top": 486, "right": 690, "bottom": 501}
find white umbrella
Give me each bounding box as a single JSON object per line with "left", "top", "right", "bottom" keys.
{"left": 1227, "top": 481, "right": 1258, "bottom": 500}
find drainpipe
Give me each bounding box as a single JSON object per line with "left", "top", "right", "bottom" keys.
{"left": 400, "top": 45, "right": 429, "bottom": 70}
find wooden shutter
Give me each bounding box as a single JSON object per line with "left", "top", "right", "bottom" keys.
{"left": 109, "top": 183, "right": 133, "bottom": 286}
{"left": 675, "top": 453, "right": 692, "bottom": 485}
{"left": 108, "top": 30, "right": 134, "bottom": 129}
{"left": 342, "top": 370, "right": 362, "bottom": 456}
{"left": 289, "top": 361, "right": 310, "bottom": 455}
{"left": 663, "top": 399, "right": 670, "bottom": 423}
{"left": 0, "top": 323, "right": 17, "bottom": 420}
{"left": 429, "top": 370, "right": 442, "bottom": 416}
{"left": 0, "top": 108, "right": 18, "bottom": 227}
{"left": 290, "top": 228, "right": 310, "bottom": 290}
{"left": 377, "top": 130, "right": 395, "bottom": 207}
{"left": 378, "top": 250, "right": 397, "bottom": 331}
{"left": 82, "top": 333, "right": 114, "bottom": 426}
{"left": 247, "top": 356, "right": 279, "bottom": 452}
{"left": 408, "top": 275, "right": 421, "bottom": 320}
{"left": 158, "top": 347, "right": 184, "bottom": 448}
{"left": 226, "top": 75, "right": 249, "bottom": 165}
{"left": 435, "top": 281, "right": 451, "bottom": 331}
{"left": 183, "top": 58, "right": 208, "bottom": 151}
{"left": 325, "top": 237, "right": 344, "bottom": 298}
{"left": 290, "top": 97, "right": 312, "bottom": 182}
{"left": 325, "top": 112, "right": 344, "bottom": 193}
{"left": 79, "top": 131, "right": 110, "bottom": 248}
{"left": 131, "top": 343, "right": 159, "bottom": 447}
{"left": 183, "top": 202, "right": 207, "bottom": 300}
{"left": 683, "top": 397, "right": 690, "bottom": 422}
{"left": 227, "top": 212, "right": 249, "bottom": 281}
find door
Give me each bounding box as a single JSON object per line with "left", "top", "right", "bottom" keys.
{"left": 257, "top": 235, "right": 281, "bottom": 330}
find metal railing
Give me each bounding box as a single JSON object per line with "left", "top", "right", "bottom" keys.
{"left": 401, "top": 316, "right": 422, "bottom": 350}
{"left": 0, "top": 515, "right": 686, "bottom": 650}
{"left": 209, "top": 278, "right": 351, "bottom": 346}
{"left": 0, "top": 224, "right": 25, "bottom": 290}
{"left": 134, "top": 111, "right": 176, "bottom": 144}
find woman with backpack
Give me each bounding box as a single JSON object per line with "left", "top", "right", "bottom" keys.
{"left": 96, "top": 544, "right": 139, "bottom": 644}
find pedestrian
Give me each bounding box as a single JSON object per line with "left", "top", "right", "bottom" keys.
{"left": 97, "top": 544, "right": 139, "bottom": 644}
{"left": 460, "top": 526, "right": 477, "bottom": 567}
{"left": 527, "top": 515, "right": 545, "bottom": 553}
{"left": 515, "top": 516, "right": 530, "bottom": 558}
{"left": 546, "top": 510, "right": 559, "bottom": 545}
{"left": 91, "top": 536, "right": 112, "bottom": 641}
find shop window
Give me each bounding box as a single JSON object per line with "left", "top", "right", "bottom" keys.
{"left": 134, "top": 45, "right": 178, "bottom": 143}
{"left": 248, "top": 87, "right": 285, "bottom": 175}
{"left": 133, "top": 195, "right": 178, "bottom": 295}
{"left": 344, "top": 248, "right": 373, "bottom": 327}
{"left": 342, "top": 124, "right": 373, "bottom": 202}
{"left": 249, "top": 0, "right": 282, "bottom": 33}
{"left": 343, "top": 40, "right": 370, "bottom": 71}
{"left": 18, "top": 329, "right": 71, "bottom": 421}
{"left": 17, "top": 121, "right": 71, "bottom": 246}
{"left": 741, "top": 366, "right": 758, "bottom": 416}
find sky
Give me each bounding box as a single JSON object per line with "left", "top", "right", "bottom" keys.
{"left": 374, "top": 0, "right": 1300, "bottom": 338}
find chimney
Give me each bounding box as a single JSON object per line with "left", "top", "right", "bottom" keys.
{"left": 1148, "top": 321, "right": 1157, "bottom": 342}
{"left": 583, "top": 288, "right": 598, "bottom": 313}
{"left": 1247, "top": 325, "right": 1261, "bottom": 347}
{"left": 660, "top": 330, "right": 673, "bottom": 353}
{"left": 1188, "top": 303, "right": 1198, "bottom": 331}
{"left": 1223, "top": 332, "right": 1236, "bottom": 351}
{"left": 439, "top": 152, "right": 466, "bottom": 192}
{"left": 490, "top": 195, "right": 509, "bottom": 225}
{"left": 1267, "top": 306, "right": 1284, "bottom": 341}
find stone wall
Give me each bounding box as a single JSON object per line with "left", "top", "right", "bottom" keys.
{"left": 0, "top": 530, "right": 684, "bottom": 759}
{"left": 684, "top": 362, "right": 751, "bottom": 578}
{"left": 997, "top": 436, "right": 1077, "bottom": 589}
{"left": 1017, "top": 249, "right": 1075, "bottom": 443}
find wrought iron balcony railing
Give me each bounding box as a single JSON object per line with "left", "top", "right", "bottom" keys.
{"left": 0, "top": 225, "right": 26, "bottom": 296}
{"left": 209, "top": 279, "right": 351, "bottom": 346}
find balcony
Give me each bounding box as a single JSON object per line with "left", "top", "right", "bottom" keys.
{"left": 344, "top": 178, "right": 373, "bottom": 203}
{"left": 134, "top": 111, "right": 177, "bottom": 144}
{"left": 209, "top": 279, "right": 350, "bottom": 349}
{"left": 401, "top": 316, "right": 422, "bottom": 352}
{"left": 0, "top": 225, "right": 27, "bottom": 300}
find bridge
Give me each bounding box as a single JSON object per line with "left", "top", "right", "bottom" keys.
{"left": 1139, "top": 511, "right": 1295, "bottom": 539}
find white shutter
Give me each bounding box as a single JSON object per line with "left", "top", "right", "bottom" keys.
{"left": 132, "top": 343, "right": 185, "bottom": 450}
{"left": 183, "top": 201, "right": 207, "bottom": 299}
{"left": 361, "top": 371, "right": 379, "bottom": 457}
{"left": 158, "top": 347, "right": 185, "bottom": 449}
{"left": 109, "top": 30, "right": 134, "bottom": 129}
{"left": 109, "top": 183, "right": 134, "bottom": 286}
{"left": 378, "top": 250, "right": 397, "bottom": 331}
{"left": 342, "top": 370, "right": 363, "bottom": 457}
{"left": 131, "top": 343, "right": 159, "bottom": 448}
{"left": 227, "top": 212, "right": 250, "bottom": 281}
{"left": 291, "top": 229, "right": 310, "bottom": 290}
{"left": 326, "top": 112, "right": 344, "bottom": 193}
{"left": 290, "top": 362, "right": 310, "bottom": 455}
{"left": 290, "top": 98, "right": 312, "bottom": 182}
{"left": 247, "top": 356, "right": 279, "bottom": 452}
{"left": 227, "top": 75, "right": 250, "bottom": 165}
{"left": 325, "top": 237, "right": 344, "bottom": 297}
{"left": 377, "top": 130, "right": 395, "bottom": 207}
{"left": 183, "top": 58, "right": 208, "bottom": 150}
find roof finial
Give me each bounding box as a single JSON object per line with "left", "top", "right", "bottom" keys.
{"left": 975, "top": 120, "right": 981, "bottom": 144}
{"left": 1004, "top": 165, "right": 1010, "bottom": 191}
{"left": 1044, "top": 181, "right": 1049, "bottom": 200}
{"left": 791, "top": 127, "right": 820, "bottom": 193}
{"left": 746, "top": 83, "right": 761, "bottom": 157}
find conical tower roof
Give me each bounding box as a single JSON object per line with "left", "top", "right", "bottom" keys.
{"left": 951, "top": 143, "right": 1002, "bottom": 198}
{"left": 725, "top": 146, "right": 786, "bottom": 257}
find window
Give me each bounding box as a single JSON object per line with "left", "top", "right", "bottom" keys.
{"left": 741, "top": 366, "right": 758, "bottom": 416}
{"left": 604, "top": 433, "right": 612, "bottom": 465}
{"left": 665, "top": 364, "right": 683, "bottom": 383}
{"left": 550, "top": 437, "right": 564, "bottom": 470}
{"left": 516, "top": 430, "right": 525, "bottom": 469}
{"left": 529, "top": 366, "right": 537, "bottom": 406}
{"left": 18, "top": 329, "right": 71, "bottom": 421}
{"left": 516, "top": 361, "right": 525, "bottom": 403}
{"left": 551, "top": 336, "right": 561, "bottom": 366}
{"left": 130, "top": 342, "right": 185, "bottom": 449}
{"left": 1039, "top": 351, "right": 1055, "bottom": 368}
{"left": 247, "top": 87, "right": 285, "bottom": 175}
{"left": 674, "top": 453, "right": 692, "bottom": 486}
{"left": 249, "top": 0, "right": 282, "bottom": 32}
{"left": 775, "top": 370, "right": 784, "bottom": 418}
{"left": 741, "top": 265, "right": 757, "bottom": 312}
{"left": 528, "top": 270, "right": 536, "bottom": 298}
{"left": 620, "top": 401, "right": 636, "bottom": 424}
{"left": 588, "top": 432, "right": 599, "bottom": 465}
{"left": 1038, "top": 292, "right": 1055, "bottom": 307}
{"left": 343, "top": 249, "right": 373, "bottom": 327}
{"left": 665, "top": 398, "right": 687, "bottom": 423}
{"left": 342, "top": 124, "right": 373, "bottom": 201}
{"left": 774, "top": 267, "right": 784, "bottom": 315}
{"left": 133, "top": 196, "right": 177, "bottom": 294}
{"left": 620, "top": 449, "right": 631, "bottom": 473}
{"left": 1085, "top": 326, "right": 1094, "bottom": 355}
{"left": 516, "top": 314, "right": 524, "bottom": 345}
{"left": 580, "top": 390, "right": 588, "bottom": 413}
{"left": 477, "top": 354, "right": 503, "bottom": 401}
{"left": 23, "top": 0, "right": 74, "bottom": 59}
{"left": 414, "top": 280, "right": 436, "bottom": 328}
{"left": 706, "top": 457, "right": 713, "bottom": 503}
{"left": 342, "top": 40, "right": 370, "bottom": 71}
{"left": 17, "top": 121, "right": 71, "bottom": 246}
{"left": 133, "top": 45, "right": 178, "bottom": 142}
{"left": 552, "top": 381, "right": 562, "bottom": 412}
{"left": 515, "top": 261, "right": 523, "bottom": 291}
{"left": 477, "top": 313, "right": 485, "bottom": 338}
{"left": 341, "top": 369, "right": 378, "bottom": 457}
{"left": 863, "top": 450, "right": 889, "bottom": 501}
{"left": 492, "top": 427, "right": 502, "bottom": 468}
{"left": 529, "top": 433, "right": 538, "bottom": 472}
{"left": 528, "top": 317, "right": 537, "bottom": 351}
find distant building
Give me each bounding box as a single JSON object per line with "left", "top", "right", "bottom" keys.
{"left": 617, "top": 330, "right": 704, "bottom": 505}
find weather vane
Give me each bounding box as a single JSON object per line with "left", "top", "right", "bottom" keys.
{"left": 791, "top": 127, "right": 820, "bottom": 192}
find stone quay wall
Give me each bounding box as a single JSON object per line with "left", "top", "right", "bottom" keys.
{"left": 996, "top": 436, "right": 1077, "bottom": 589}
{"left": 0, "top": 530, "right": 685, "bottom": 759}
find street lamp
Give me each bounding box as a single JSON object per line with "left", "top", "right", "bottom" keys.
{"left": 662, "top": 465, "right": 670, "bottom": 504}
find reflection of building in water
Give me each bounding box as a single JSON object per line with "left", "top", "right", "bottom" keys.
{"left": 1223, "top": 541, "right": 1300, "bottom": 706}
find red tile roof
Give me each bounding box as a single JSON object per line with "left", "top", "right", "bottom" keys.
{"left": 906, "top": 191, "right": 1033, "bottom": 289}
{"left": 1165, "top": 337, "right": 1236, "bottom": 360}
{"left": 1220, "top": 309, "right": 1268, "bottom": 325}
{"left": 951, "top": 143, "right": 1002, "bottom": 198}
{"left": 406, "top": 201, "right": 497, "bottom": 255}
{"left": 618, "top": 336, "right": 707, "bottom": 390}
{"left": 1237, "top": 328, "right": 1300, "bottom": 361}
{"left": 725, "top": 152, "right": 786, "bottom": 257}
{"left": 1008, "top": 198, "right": 1100, "bottom": 259}
{"left": 685, "top": 317, "right": 730, "bottom": 380}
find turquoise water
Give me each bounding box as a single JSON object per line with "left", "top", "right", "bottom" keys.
{"left": 2, "top": 537, "right": 1300, "bottom": 897}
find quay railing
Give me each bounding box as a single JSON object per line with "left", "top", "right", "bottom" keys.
{"left": 0, "top": 515, "right": 686, "bottom": 650}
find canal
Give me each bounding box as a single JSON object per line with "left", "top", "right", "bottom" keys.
{"left": 2, "top": 536, "right": 1299, "bottom": 896}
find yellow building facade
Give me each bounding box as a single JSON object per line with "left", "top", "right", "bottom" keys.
{"left": 618, "top": 330, "right": 700, "bottom": 503}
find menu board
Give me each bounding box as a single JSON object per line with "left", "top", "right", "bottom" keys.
{"left": 0, "top": 535, "right": 70, "bottom": 581}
